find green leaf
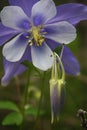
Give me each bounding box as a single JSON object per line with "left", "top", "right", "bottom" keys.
{"left": 2, "top": 112, "right": 23, "bottom": 126}
{"left": 0, "top": 101, "right": 19, "bottom": 112}
{"left": 24, "top": 105, "right": 44, "bottom": 117}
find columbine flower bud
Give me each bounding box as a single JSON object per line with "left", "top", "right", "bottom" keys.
{"left": 49, "top": 52, "right": 66, "bottom": 123}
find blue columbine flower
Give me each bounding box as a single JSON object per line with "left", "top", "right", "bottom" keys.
{"left": 0, "top": 0, "right": 87, "bottom": 85}
{"left": 1, "top": 0, "right": 76, "bottom": 67}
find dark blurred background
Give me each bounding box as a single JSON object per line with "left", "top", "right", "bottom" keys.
{"left": 0, "top": 0, "right": 87, "bottom": 130}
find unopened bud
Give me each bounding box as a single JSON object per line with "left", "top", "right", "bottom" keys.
{"left": 49, "top": 53, "right": 66, "bottom": 123}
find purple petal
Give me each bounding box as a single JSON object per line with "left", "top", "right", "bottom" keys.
{"left": 45, "top": 21, "right": 76, "bottom": 44}
{"left": 0, "top": 23, "right": 19, "bottom": 46}
{"left": 46, "top": 39, "right": 80, "bottom": 75}
{"left": 62, "top": 46, "right": 80, "bottom": 75}
{"left": 1, "top": 59, "right": 21, "bottom": 86}
{"left": 46, "top": 39, "right": 59, "bottom": 50}
{"left": 1, "top": 46, "right": 31, "bottom": 86}
{"left": 1, "top": 6, "right": 30, "bottom": 30}
{"left": 31, "top": 0, "right": 57, "bottom": 25}
{"left": 8, "top": 0, "right": 39, "bottom": 17}
{"left": 3, "top": 34, "right": 28, "bottom": 62}
{"left": 49, "top": 3, "right": 87, "bottom": 25}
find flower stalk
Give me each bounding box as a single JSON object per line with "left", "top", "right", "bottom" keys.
{"left": 20, "top": 68, "right": 31, "bottom": 130}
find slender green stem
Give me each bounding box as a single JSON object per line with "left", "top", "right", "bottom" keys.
{"left": 60, "top": 44, "right": 64, "bottom": 59}
{"left": 15, "top": 76, "right": 21, "bottom": 102}
{"left": 57, "top": 44, "right": 64, "bottom": 79}
{"left": 37, "top": 71, "right": 46, "bottom": 118}
{"left": 35, "top": 71, "right": 46, "bottom": 129}
{"left": 20, "top": 68, "right": 31, "bottom": 130}
{"left": 23, "top": 69, "right": 31, "bottom": 109}
{"left": 54, "top": 52, "right": 65, "bottom": 81}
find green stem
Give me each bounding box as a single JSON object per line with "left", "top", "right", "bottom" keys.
{"left": 35, "top": 71, "right": 46, "bottom": 128}
{"left": 20, "top": 68, "right": 31, "bottom": 130}
{"left": 23, "top": 69, "right": 31, "bottom": 109}
{"left": 15, "top": 76, "right": 21, "bottom": 102}
{"left": 54, "top": 52, "right": 65, "bottom": 81}
{"left": 60, "top": 44, "right": 64, "bottom": 59}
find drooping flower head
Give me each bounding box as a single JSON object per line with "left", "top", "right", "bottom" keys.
{"left": 1, "top": 0, "right": 87, "bottom": 85}
{"left": 50, "top": 52, "right": 66, "bottom": 123}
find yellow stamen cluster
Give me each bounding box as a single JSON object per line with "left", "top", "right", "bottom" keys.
{"left": 29, "top": 26, "right": 45, "bottom": 46}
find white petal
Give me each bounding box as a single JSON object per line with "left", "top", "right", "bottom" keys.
{"left": 31, "top": 0, "right": 57, "bottom": 24}
{"left": 3, "top": 34, "right": 28, "bottom": 62}
{"left": 0, "top": 6, "right": 30, "bottom": 30}
{"left": 31, "top": 43, "right": 54, "bottom": 71}
{"left": 45, "top": 21, "right": 77, "bottom": 44}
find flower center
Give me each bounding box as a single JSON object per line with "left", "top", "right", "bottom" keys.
{"left": 26, "top": 25, "right": 46, "bottom": 46}
{"left": 31, "top": 26, "right": 44, "bottom": 46}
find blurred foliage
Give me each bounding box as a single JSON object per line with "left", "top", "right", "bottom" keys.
{"left": 0, "top": 0, "right": 87, "bottom": 130}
